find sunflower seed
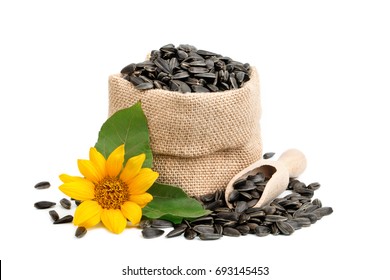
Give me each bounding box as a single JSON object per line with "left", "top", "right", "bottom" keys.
{"left": 200, "top": 192, "right": 215, "bottom": 203}
{"left": 214, "top": 224, "right": 223, "bottom": 235}
{"left": 49, "top": 210, "right": 59, "bottom": 221}
{"left": 235, "top": 180, "right": 256, "bottom": 191}
{"left": 154, "top": 57, "right": 171, "bottom": 74}
{"left": 292, "top": 217, "right": 312, "bottom": 227}
{"left": 166, "top": 225, "right": 187, "bottom": 238}
{"left": 285, "top": 220, "right": 302, "bottom": 230}
{"left": 236, "top": 225, "right": 250, "bottom": 235}
{"left": 120, "top": 63, "right": 136, "bottom": 75}
{"left": 206, "top": 83, "right": 219, "bottom": 92}
{"left": 184, "top": 228, "right": 197, "bottom": 240}
{"left": 313, "top": 207, "right": 333, "bottom": 219}
{"left": 142, "top": 228, "right": 164, "bottom": 239}
{"left": 308, "top": 182, "right": 321, "bottom": 190}
{"left": 172, "top": 71, "right": 190, "bottom": 80}
{"left": 135, "top": 82, "right": 153, "bottom": 90}
{"left": 151, "top": 219, "right": 173, "bottom": 228}
{"left": 194, "top": 73, "right": 216, "bottom": 79}
{"left": 199, "top": 233, "right": 222, "bottom": 240}
{"left": 262, "top": 205, "right": 276, "bottom": 215}
{"left": 247, "top": 173, "right": 265, "bottom": 183}
{"left": 271, "top": 223, "right": 280, "bottom": 235}
{"left": 248, "top": 210, "right": 266, "bottom": 218}
{"left": 255, "top": 226, "right": 271, "bottom": 237}
{"left": 60, "top": 198, "right": 71, "bottom": 210}
{"left": 34, "top": 181, "right": 51, "bottom": 189}
{"left": 216, "top": 212, "right": 239, "bottom": 221}
{"left": 228, "top": 189, "right": 240, "bottom": 202}
{"left": 223, "top": 227, "right": 240, "bottom": 237}
{"left": 139, "top": 219, "right": 152, "bottom": 228}
{"left": 75, "top": 226, "right": 87, "bottom": 238}
{"left": 235, "top": 201, "right": 248, "bottom": 213}
{"left": 193, "top": 225, "right": 215, "bottom": 234}
{"left": 205, "top": 200, "right": 224, "bottom": 211}
{"left": 312, "top": 198, "right": 322, "bottom": 207}
{"left": 276, "top": 221, "right": 295, "bottom": 235}
{"left": 34, "top": 201, "right": 56, "bottom": 209}
{"left": 190, "top": 216, "right": 214, "bottom": 225}
{"left": 53, "top": 215, "right": 73, "bottom": 224}
{"left": 233, "top": 178, "right": 246, "bottom": 188}
{"left": 265, "top": 215, "right": 288, "bottom": 222}
{"left": 177, "top": 50, "right": 188, "bottom": 60}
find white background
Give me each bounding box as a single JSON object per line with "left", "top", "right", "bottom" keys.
{"left": 1, "top": 0, "right": 389, "bottom": 279}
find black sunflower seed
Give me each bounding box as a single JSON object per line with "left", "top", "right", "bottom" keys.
{"left": 262, "top": 152, "right": 275, "bottom": 159}
{"left": 53, "top": 215, "right": 73, "bottom": 224}
{"left": 223, "top": 227, "right": 241, "bottom": 237}
{"left": 34, "top": 181, "right": 51, "bottom": 189}
{"left": 184, "top": 228, "right": 197, "bottom": 240}
{"left": 199, "top": 233, "right": 222, "bottom": 240}
{"left": 265, "top": 215, "right": 288, "bottom": 222}
{"left": 255, "top": 226, "right": 271, "bottom": 237}
{"left": 166, "top": 225, "right": 187, "bottom": 238}
{"left": 49, "top": 210, "right": 59, "bottom": 221}
{"left": 60, "top": 198, "right": 71, "bottom": 210}
{"left": 142, "top": 228, "right": 164, "bottom": 239}
{"left": 135, "top": 82, "right": 154, "bottom": 90}
{"left": 34, "top": 201, "right": 56, "bottom": 209}
{"left": 151, "top": 219, "right": 173, "bottom": 228}
{"left": 276, "top": 221, "right": 295, "bottom": 235}
{"left": 75, "top": 227, "right": 87, "bottom": 238}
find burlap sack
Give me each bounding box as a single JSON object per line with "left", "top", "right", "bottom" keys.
{"left": 108, "top": 68, "right": 262, "bottom": 197}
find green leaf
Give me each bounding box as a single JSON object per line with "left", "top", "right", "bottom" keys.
{"left": 95, "top": 102, "right": 152, "bottom": 168}
{"left": 142, "top": 182, "right": 211, "bottom": 224}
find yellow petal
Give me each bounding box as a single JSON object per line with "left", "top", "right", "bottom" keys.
{"left": 89, "top": 147, "right": 106, "bottom": 177}
{"left": 120, "top": 153, "right": 146, "bottom": 184}
{"left": 59, "top": 181, "right": 95, "bottom": 201}
{"left": 73, "top": 200, "right": 102, "bottom": 228}
{"left": 129, "top": 193, "right": 153, "bottom": 208}
{"left": 129, "top": 168, "right": 159, "bottom": 195}
{"left": 101, "top": 208, "right": 127, "bottom": 234}
{"left": 59, "top": 174, "right": 85, "bottom": 183}
{"left": 106, "top": 145, "right": 125, "bottom": 178}
{"left": 121, "top": 201, "right": 142, "bottom": 225}
{"left": 78, "top": 159, "right": 102, "bottom": 183}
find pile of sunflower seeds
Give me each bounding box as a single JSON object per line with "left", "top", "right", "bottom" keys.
{"left": 120, "top": 44, "right": 251, "bottom": 93}
{"left": 140, "top": 154, "right": 333, "bottom": 240}
{"left": 34, "top": 181, "right": 86, "bottom": 238}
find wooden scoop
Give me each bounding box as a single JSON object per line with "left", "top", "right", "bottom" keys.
{"left": 225, "top": 149, "right": 307, "bottom": 209}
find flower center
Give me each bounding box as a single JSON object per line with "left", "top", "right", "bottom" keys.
{"left": 94, "top": 177, "right": 129, "bottom": 209}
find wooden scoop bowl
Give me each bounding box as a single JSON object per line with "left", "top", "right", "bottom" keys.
{"left": 225, "top": 149, "right": 307, "bottom": 209}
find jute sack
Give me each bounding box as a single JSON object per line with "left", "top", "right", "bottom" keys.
{"left": 108, "top": 68, "right": 262, "bottom": 197}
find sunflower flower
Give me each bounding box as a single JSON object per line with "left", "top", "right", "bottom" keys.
{"left": 59, "top": 145, "right": 158, "bottom": 234}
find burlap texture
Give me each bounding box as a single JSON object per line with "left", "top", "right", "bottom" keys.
{"left": 108, "top": 68, "right": 262, "bottom": 196}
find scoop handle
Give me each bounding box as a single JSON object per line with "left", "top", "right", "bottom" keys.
{"left": 277, "top": 149, "right": 307, "bottom": 178}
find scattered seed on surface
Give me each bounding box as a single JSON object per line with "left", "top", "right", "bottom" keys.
{"left": 34, "top": 201, "right": 56, "bottom": 209}
{"left": 34, "top": 181, "right": 51, "bottom": 189}
{"left": 75, "top": 227, "right": 87, "bottom": 238}
{"left": 53, "top": 215, "right": 73, "bottom": 224}
{"left": 60, "top": 198, "right": 71, "bottom": 210}
{"left": 142, "top": 228, "right": 164, "bottom": 239}
{"left": 49, "top": 210, "right": 59, "bottom": 222}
